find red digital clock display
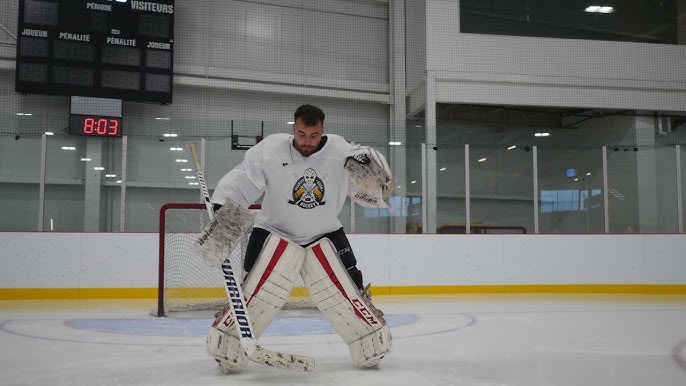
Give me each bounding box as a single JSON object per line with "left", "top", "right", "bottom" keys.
{"left": 69, "top": 114, "right": 123, "bottom": 137}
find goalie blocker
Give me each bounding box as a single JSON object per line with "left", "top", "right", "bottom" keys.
{"left": 302, "top": 238, "right": 392, "bottom": 368}
{"left": 191, "top": 199, "right": 256, "bottom": 268}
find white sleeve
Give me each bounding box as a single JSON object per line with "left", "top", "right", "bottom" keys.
{"left": 211, "top": 142, "right": 265, "bottom": 208}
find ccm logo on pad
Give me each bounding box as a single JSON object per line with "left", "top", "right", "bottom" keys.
{"left": 351, "top": 298, "right": 379, "bottom": 325}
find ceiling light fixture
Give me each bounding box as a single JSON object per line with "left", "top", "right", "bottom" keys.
{"left": 585, "top": 6, "right": 614, "bottom": 13}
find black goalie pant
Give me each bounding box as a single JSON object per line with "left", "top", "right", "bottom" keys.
{"left": 243, "top": 227, "right": 363, "bottom": 290}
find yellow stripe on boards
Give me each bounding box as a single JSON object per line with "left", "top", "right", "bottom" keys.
{"left": 0, "top": 288, "right": 157, "bottom": 300}
{"left": 1, "top": 284, "right": 685, "bottom": 300}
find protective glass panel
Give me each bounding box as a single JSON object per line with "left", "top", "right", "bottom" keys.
{"left": 606, "top": 147, "right": 679, "bottom": 233}
{"left": 100, "top": 137, "right": 124, "bottom": 231}
{"left": 682, "top": 145, "right": 686, "bottom": 232}
{"left": 471, "top": 146, "right": 534, "bottom": 234}
{"left": 405, "top": 143, "right": 423, "bottom": 233}
{"left": 436, "top": 146, "right": 466, "bottom": 233}
{"left": 44, "top": 135, "right": 87, "bottom": 231}
{"left": 0, "top": 136, "right": 42, "bottom": 231}
{"left": 538, "top": 148, "right": 604, "bottom": 233}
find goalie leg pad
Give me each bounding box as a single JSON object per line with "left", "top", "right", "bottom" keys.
{"left": 242, "top": 233, "right": 306, "bottom": 335}
{"left": 302, "top": 238, "right": 391, "bottom": 367}
{"left": 349, "top": 324, "right": 392, "bottom": 368}
{"left": 209, "top": 234, "right": 306, "bottom": 368}
{"left": 192, "top": 198, "right": 256, "bottom": 268}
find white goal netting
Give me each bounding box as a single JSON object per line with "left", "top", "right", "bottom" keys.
{"left": 154, "top": 203, "right": 312, "bottom": 317}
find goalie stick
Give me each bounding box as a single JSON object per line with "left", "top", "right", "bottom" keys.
{"left": 187, "top": 140, "right": 315, "bottom": 372}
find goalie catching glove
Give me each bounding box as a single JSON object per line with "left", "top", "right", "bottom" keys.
{"left": 345, "top": 145, "right": 395, "bottom": 211}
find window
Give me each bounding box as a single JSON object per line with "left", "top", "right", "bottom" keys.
{"left": 540, "top": 189, "right": 602, "bottom": 212}
{"left": 460, "top": 0, "right": 680, "bottom": 45}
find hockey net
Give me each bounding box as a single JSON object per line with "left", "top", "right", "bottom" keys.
{"left": 155, "top": 203, "right": 312, "bottom": 317}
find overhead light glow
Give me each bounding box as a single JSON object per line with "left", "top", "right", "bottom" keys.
{"left": 585, "top": 6, "right": 614, "bottom": 13}
{"left": 175, "top": 159, "right": 188, "bottom": 163}
{"left": 410, "top": 180, "right": 417, "bottom": 184}
{"left": 478, "top": 157, "right": 487, "bottom": 162}
{"left": 388, "top": 141, "right": 402, "bottom": 146}
{"left": 169, "top": 147, "right": 183, "bottom": 151}
{"left": 439, "top": 167, "right": 447, "bottom": 171}
{"left": 155, "top": 117, "right": 171, "bottom": 120}
{"left": 586, "top": 172, "right": 592, "bottom": 176}
{"left": 188, "top": 182, "right": 199, "bottom": 186}
{"left": 94, "top": 167, "right": 105, "bottom": 171}
{"left": 507, "top": 145, "right": 517, "bottom": 150}
{"left": 184, "top": 176, "right": 196, "bottom": 179}
{"left": 534, "top": 132, "right": 550, "bottom": 137}
{"left": 287, "top": 121, "right": 295, "bottom": 125}
{"left": 61, "top": 146, "right": 76, "bottom": 151}
{"left": 163, "top": 133, "right": 178, "bottom": 138}
{"left": 80, "top": 157, "right": 92, "bottom": 162}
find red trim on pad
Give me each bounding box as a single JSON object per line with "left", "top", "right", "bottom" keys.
{"left": 311, "top": 243, "right": 376, "bottom": 326}
{"left": 246, "top": 238, "right": 289, "bottom": 306}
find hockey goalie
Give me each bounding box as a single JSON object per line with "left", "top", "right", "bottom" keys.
{"left": 193, "top": 104, "right": 393, "bottom": 371}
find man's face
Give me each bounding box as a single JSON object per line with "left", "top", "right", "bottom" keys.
{"left": 292, "top": 118, "right": 323, "bottom": 157}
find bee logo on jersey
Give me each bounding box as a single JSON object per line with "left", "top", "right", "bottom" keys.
{"left": 287, "top": 168, "right": 326, "bottom": 209}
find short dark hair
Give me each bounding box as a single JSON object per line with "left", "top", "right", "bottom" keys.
{"left": 294, "top": 104, "right": 325, "bottom": 127}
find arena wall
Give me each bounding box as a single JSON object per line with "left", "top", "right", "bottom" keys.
{"left": 1, "top": 233, "right": 685, "bottom": 299}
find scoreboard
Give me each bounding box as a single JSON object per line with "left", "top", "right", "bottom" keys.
{"left": 15, "top": 0, "right": 174, "bottom": 104}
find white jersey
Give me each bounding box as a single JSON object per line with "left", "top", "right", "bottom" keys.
{"left": 211, "top": 133, "right": 354, "bottom": 245}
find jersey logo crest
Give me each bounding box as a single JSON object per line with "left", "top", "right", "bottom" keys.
{"left": 287, "top": 168, "right": 326, "bottom": 209}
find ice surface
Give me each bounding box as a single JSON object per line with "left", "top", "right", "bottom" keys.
{"left": 1, "top": 295, "right": 685, "bottom": 386}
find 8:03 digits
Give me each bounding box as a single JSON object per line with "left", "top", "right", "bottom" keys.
{"left": 83, "top": 117, "right": 119, "bottom": 136}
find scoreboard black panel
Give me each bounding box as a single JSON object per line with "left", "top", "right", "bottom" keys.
{"left": 16, "top": 0, "right": 174, "bottom": 104}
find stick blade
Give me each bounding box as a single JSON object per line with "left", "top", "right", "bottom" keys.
{"left": 250, "top": 346, "right": 315, "bottom": 372}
